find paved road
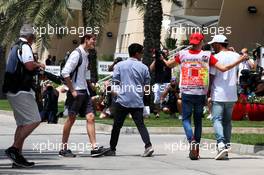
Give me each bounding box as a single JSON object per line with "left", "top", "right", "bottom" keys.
{"left": 0, "top": 113, "right": 263, "bottom": 175}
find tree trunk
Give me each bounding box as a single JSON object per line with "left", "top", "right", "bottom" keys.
{"left": 88, "top": 49, "right": 98, "bottom": 82}
{"left": 143, "top": 0, "right": 163, "bottom": 110}
{"left": 143, "top": 0, "right": 163, "bottom": 67}
{"left": 82, "top": 0, "right": 98, "bottom": 82}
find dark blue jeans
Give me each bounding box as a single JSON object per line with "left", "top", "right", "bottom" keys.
{"left": 182, "top": 93, "right": 206, "bottom": 143}
{"left": 110, "top": 103, "right": 152, "bottom": 151}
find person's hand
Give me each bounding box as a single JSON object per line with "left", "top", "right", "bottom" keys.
{"left": 71, "top": 90, "right": 77, "bottom": 98}
{"left": 60, "top": 88, "right": 67, "bottom": 93}
{"left": 39, "top": 63, "right": 46, "bottom": 70}
{"left": 241, "top": 53, "right": 249, "bottom": 61}
{"left": 228, "top": 47, "right": 236, "bottom": 52}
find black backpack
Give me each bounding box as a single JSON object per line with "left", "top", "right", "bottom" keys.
{"left": 60, "top": 48, "right": 83, "bottom": 82}
{"left": 2, "top": 40, "right": 36, "bottom": 93}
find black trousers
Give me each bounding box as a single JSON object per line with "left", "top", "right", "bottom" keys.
{"left": 110, "top": 103, "right": 152, "bottom": 151}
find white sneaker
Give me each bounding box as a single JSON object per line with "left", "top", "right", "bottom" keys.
{"left": 178, "top": 115, "right": 182, "bottom": 120}
{"left": 215, "top": 142, "right": 228, "bottom": 160}
{"left": 203, "top": 106, "right": 208, "bottom": 114}
{"left": 142, "top": 146, "right": 154, "bottom": 157}
{"left": 207, "top": 114, "right": 212, "bottom": 120}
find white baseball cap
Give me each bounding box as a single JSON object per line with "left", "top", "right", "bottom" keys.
{"left": 20, "top": 24, "right": 35, "bottom": 36}
{"left": 208, "top": 35, "right": 228, "bottom": 44}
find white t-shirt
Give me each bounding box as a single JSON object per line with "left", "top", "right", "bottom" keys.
{"left": 61, "top": 45, "right": 89, "bottom": 91}
{"left": 17, "top": 37, "right": 34, "bottom": 63}
{"left": 7, "top": 38, "right": 35, "bottom": 96}
{"left": 210, "top": 51, "right": 240, "bottom": 102}
{"left": 238, "top": 59, "right": 254, "bottom": 79}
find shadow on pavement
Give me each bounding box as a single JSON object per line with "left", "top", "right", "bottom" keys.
{"left": 200, "top": 156, "right": 263, "bottom": 160}
{"left": 254, "top": 144, "right": 264, "bottom": 153}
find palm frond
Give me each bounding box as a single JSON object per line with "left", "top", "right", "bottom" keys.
{"left": 0, "top": 0, "right": 72, "bottom": 50}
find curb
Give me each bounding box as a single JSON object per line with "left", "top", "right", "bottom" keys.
{"left": 58, "top": 118, "right": 264, "bottom": 135}
{"left": 202, "top": 138, "right": 264, "bottom": 156}
{"left": 1, "top": 111, "right": 263, "bottom": 156}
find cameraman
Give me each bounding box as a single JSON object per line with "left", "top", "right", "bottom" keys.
{"left": 150, "top": 48, "right": 172, "bottom": 118}
{"left": 160, "top": 77, "right": 181, "bottom": 119}
{"left": 238, "top": 48, "right": 255, "bottom": 80}
{"left": 108, "top": 57, "right": 123, "bottom": 71}
{"left": 41, "top": 83, "right": 59, "bottom": 124}
{"left": 2, "top": 24, "right": 45, "bottom": 168}
{"left": 252, "top": 46, "right": 264, "bottom": 95}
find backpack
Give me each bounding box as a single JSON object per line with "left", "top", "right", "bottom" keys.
{"left": 2, "top": 40, "right": 36, "bottom": 93}
{"left": 60, "top": 48, "right": 83, "bottom": 82}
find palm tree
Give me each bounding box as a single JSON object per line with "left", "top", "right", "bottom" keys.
{"left": 0, "top": 0, "right": 182, "bottom": 86}
{"left": 143, "top": 0, "right": 182, "bottom": 66}
{"left": 0, "top": 0, "right": 71, "bottom": 98}
{"left": 81, "top": 0, "right": 145, "bottom": 82}
{"left": 100, "top": 0, "right": 181, "bottom": 67}
{"left": 142, "top": 0, "right": 163, "bottom": 66}
{"left": 81, "top": 0, "right": 115, "bottom": 82}
{"left": 0, "top": 0, "right": 71, "bottom": 49}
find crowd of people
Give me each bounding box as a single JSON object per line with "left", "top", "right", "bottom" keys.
{"left": 2, "top": 23, "right": 257, "bottom": 168}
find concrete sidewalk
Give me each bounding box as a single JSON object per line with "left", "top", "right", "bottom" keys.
{"left": 0, "top": 111, "right": 264, "bottom": 175}
{"left": 1, "top": 110, "right": 264, "bottom": 157}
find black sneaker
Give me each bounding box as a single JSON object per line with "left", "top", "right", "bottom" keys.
{"left": 142, "top": 146, "right": 154, "bottom": 157}
{"left": 59, "top": 149, "right": 76, "bottom": 158}
{"left": 5, "top": 147, "right": 35, "bottom": 168}
{"left": 12, "top": 161, "right": 35, "bottom": 168}
{"left": 91, "top": 146, "right": 110, "bottom": 157}
{"left": 223, "top": 153, "right": 229, "bottom": 160}
{"left": 103, "top": 148, "right": 116, "bottom": 156}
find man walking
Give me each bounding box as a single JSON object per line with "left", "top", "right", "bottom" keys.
{"left": 60, "top": 34, "right": 107, "bottom": 157}
{"left": 162, "top": 33, "right": 247, "bottom": 160}
{"left": 104, "top": 43, "right": 154, "bottom": 157}
{"left": 3, "top": 24, "right": 45, "bottom": 168}
{"left": 208, "top": 35, "right": 243, "bottom": 160}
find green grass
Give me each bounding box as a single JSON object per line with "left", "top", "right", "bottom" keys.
{"left": 95, "top": 114, "right": 264, "bottom": 128}
{"left": 203, "top": 133, "right": 264, "bottom": 146}
{"left": 1, "top": 99, "right": 264, "bottom": 128}
{"left": 0, "top": 99, "right": 11, "bottom": 111}
{"left": 0, "top": 99, "right": 65, "bottom": 112}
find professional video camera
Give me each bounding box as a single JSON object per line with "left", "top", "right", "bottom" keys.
{"left": 151, "top": 48, "right": 167, "bottom": 61}
{"left": 32, "top": 69, "right": 63, "bottom": 112}
{"left": 239, "top": 67, "right": 263, "bottom": 93}
{"left": 37, "top": 70, "right": 64, "bottom": 85}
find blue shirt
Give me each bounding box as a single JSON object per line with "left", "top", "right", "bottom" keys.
{"left": 112, "top": 58, "right": 150, "bottom": 108}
